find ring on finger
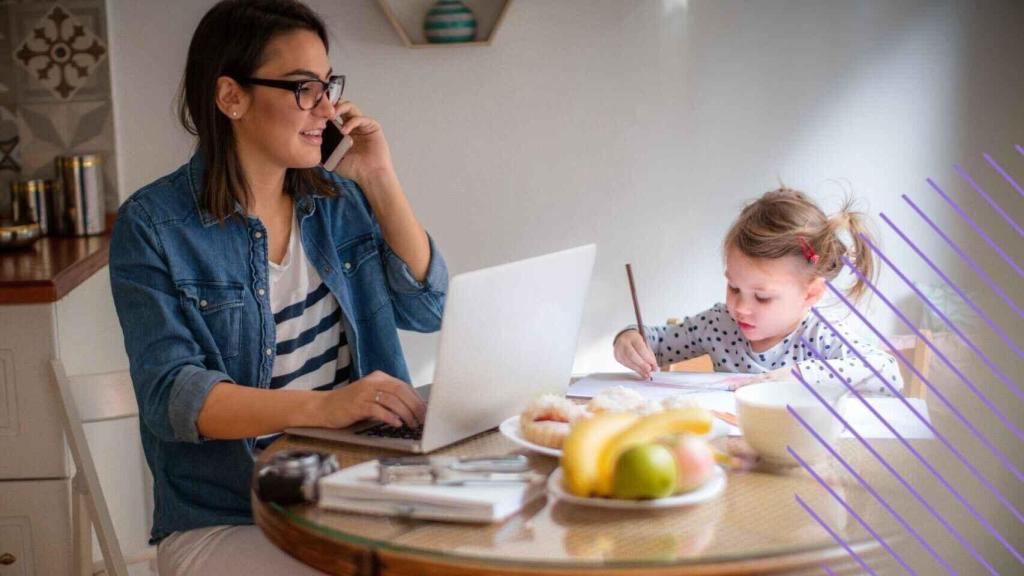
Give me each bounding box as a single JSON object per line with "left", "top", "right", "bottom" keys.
{"left": 374, "top": 390, "right": 382, "bottom": 404}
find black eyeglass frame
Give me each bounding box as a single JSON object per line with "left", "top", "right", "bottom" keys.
{"left": 235, "top": 75, "right": 346, "bottom": 110}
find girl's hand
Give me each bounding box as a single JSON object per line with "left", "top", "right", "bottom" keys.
{"left": 332, "top": 100, "right": 394, "bottom": 185}
{"left": 316, "top": 371, "right": 427, "bottom": 429}
{"left": 613, "top": 330, "right": 659, "bottom": 379}
{"left": 722, "top": 366, "right": 798, "bottom": 391}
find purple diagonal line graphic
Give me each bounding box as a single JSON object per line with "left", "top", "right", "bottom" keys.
{"left": 794, "top": 494, "right": 878, "bottom": 576}
{"left": 859, "top": 234, "right": 1023, "bottom": 401}
{"left": 841, "top": 255, "right": 1024, "bottom": 443}
{"left": 822, "top": 565, "right": 838, "bottom": 576}
{"left": 788, "top": 446, "right": 917, "bottom": 574}
{"left": 803, "top": 337, "right": 1024, "bottom": 560}
{"left": 984, "top": 153, "right": 1024, "bottom": 200}
{"left": 789, "top": 373, "right": 997, "bottom": 575}
{"left": 880, "top": 212, "right": 1024, "bottom": 361}
{"left": 928, "top": 178, "right": 1024, "bottom": 277}
{"left": 1017, "top": 144, "right": 1023, "bottom": 156}
{"left": 785, "top": 396, "right": 957, "bottom": 575}
{"left": 818, "top": 289, "right": 1024, "bottom": 483}
{"left": 955, "top": 163, "right": 1024, "bottom": 236}
{"left": 810, "top": 310, "right": 1024, "bottom": 521}
{"left": 904, "top": 193, "right": 1023, "bottom": 319}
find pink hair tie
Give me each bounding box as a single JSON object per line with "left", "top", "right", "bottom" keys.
{"left": 798, "top": 237, "right": 820, "bottom": 264}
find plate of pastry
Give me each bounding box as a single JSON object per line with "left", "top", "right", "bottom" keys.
{"left": 501, "top": 387, "right": 728, "bottom": 457}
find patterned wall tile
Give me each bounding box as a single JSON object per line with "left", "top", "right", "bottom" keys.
{"left": 11, "top": 1, "right": 109, "bottom": 104}
{"left": 0, "top": 104, "right": 19, "bottom": 217}
{"left": 0, "top": 4, "right": 14, "bottom": 109}
{"left": 17, "top": 100, "right": 117, "bottom": 206}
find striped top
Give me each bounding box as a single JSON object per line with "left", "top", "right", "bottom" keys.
{"left": 268, "top": 216, "right": 352, "bottom": 392}
{"left": 256, "top": 216, "right": 351, "bottom": 450}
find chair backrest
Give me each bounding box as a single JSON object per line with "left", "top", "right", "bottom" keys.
{"left": 887, "top": 330, "right": 932, "bottom": 400}
{"left": 51, "top": 360, "right": 132, "bottom": 576}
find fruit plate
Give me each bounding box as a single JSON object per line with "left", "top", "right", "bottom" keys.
{"left": 545, "top": 466, "right": 727, "bottom": 509}
{"left": 499, "top": 415, "right": 730, "bottom": 458}
{"left": 498, "top": 415, "right": 562, "bottom": 457}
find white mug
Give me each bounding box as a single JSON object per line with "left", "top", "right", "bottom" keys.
{"left": 735, "top": 380, "right": 847, "bottom": 467}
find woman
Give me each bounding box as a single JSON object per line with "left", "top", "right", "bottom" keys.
{"left": 109, "top": 1, "right": 447, "bottom": 573}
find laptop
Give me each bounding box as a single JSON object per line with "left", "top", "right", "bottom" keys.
{"left": 285, "top": 244, "right": 597, "bottom": 453}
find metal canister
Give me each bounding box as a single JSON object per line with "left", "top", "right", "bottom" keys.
{"left": 10, "top": 179, "right": 55, "bottom": 234}
{"left": 54, "top": 154, "right": 106, "bottom": 236}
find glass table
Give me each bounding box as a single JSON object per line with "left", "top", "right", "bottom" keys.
{"left": 252, "top": 427, "right": 931, "bottom": 575}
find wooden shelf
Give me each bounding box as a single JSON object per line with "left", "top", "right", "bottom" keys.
{"left": 376, "top": 0, "right": 512, "bottom": 48}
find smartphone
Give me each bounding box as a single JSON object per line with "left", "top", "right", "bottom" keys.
{"left": 320, "top": 116, "right": 354, "bottom": 172}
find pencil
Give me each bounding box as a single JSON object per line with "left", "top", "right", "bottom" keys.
{"left": 625, "top": 263, "right": 654, "bottom": 379}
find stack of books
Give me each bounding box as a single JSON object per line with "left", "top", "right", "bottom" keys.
{"left": 318, "top": 460, "right": 547, "bottom": 523}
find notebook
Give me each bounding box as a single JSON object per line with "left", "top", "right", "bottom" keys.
{"left": 318, "top": 460, "right": 547, "bottom": 523}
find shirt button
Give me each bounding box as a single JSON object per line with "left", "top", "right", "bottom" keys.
{"left": 254, "top": 231, "right": 263, "bottom": 239}
{"left": 265, "top": 348, "right": 273, "bottom": 356}
{"left": 323, "top": 266, "right": 332, "bottom": 274}
{"left": 199, "top": 299, "right": 208, "bottom": 308}
{"left": 257, "top": 288, "right": 266, "bottom": 296}
{"left": 344, "top": 262, "right": 352, "bottom": 270}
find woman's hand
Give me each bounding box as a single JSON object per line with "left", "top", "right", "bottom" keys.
{"left": 315, "top": 371, "right": 427, "bottom": 429}
{"left": 613, "top": 329, "right": 659, "bottom": 380}
{"left": 332, "top": 100, "right": 394, "bottom": 185}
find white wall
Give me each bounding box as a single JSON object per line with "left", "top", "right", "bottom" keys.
{"left": 98, "top": 1, "right": 1024, "bottom": 571}
{"left": 105, "top": 0, "right": 1023, "bottom": 386}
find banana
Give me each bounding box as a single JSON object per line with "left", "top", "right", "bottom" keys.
{"left": 593, "top": 407, "right": 713, "bottom": 496}
{"left": 561, "top": 411, "right": 639, "bottom": 497}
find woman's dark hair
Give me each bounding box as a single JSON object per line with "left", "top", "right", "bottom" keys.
{"left": 179, "top": 0, "right": 336, "bottom": 221}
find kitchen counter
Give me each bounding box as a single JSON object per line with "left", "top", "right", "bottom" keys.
{"left": 0, "top": 234, "right": 111, "bottom": 304}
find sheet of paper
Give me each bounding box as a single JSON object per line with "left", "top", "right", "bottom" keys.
{"left": 567, "top": 372, "right": 733, "bottom": 400}
{"left": 842, "top": 398, "right": 933, "bottom": 439}
{"left": 568, "top": 373, "right": 934, "bottom": 439}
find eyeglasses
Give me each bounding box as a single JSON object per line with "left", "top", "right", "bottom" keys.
{"left": 235, "top": 75, "right": 346, "bottom": 111}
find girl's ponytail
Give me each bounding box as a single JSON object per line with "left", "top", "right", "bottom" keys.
{"left": 725, "top": 188, "right": 878, "bottom": 304}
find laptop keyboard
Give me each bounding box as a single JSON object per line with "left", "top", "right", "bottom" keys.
{"left": 357, "top": 423, "right": 424, "bottom": 440}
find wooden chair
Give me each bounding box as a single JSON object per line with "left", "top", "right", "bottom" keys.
{"left": 51, "top": 361, "right": 158, "bottom": 576}
{"left": 663, "top": 318, "right": 713, "bottom": 373}
{"left": 886, "top": 329, "right": 932, "bottom": 400}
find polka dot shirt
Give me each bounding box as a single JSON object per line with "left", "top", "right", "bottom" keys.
{"left": 632, "top": 303, "right": 904, "bottom": 396}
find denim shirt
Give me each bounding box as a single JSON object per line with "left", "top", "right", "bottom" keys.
{"left": 109, "top": 153, "right": 447, "bottom": 543}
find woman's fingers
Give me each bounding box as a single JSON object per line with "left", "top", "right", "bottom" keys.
{"left": 367, "top": 402, "right": 402, "bottom": 428}
{"left": 383, "top": 380, "right": 427, "bottom": 425}
{"left": 334, "top": 99, "right": 361, "bottom": 119}
{"left": 373, "top": 390, "right": 418, "bottom": 428}
{"left": 339, "top": 115, "right": 380, "bottom": 136}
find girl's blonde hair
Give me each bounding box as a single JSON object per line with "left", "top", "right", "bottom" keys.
{"left": 723, "top": 187, "right": 876, "bottom": 302}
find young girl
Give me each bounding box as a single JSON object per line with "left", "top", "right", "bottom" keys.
{"left": 613, "top": 188, "right": 903, "bottom": 395}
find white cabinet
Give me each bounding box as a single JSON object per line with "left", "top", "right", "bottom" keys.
{"left": 0, "top": 480, "right": 71, "bottom": 576}
{"left": 0, "top": 267, "right": 141, "bottom": 575}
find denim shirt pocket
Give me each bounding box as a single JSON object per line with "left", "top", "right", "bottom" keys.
{"left": 336, "top": 233, "right": 390, "bottom": 320}
{"left": 178, "top": 281, "right": 245, "bottom": 359}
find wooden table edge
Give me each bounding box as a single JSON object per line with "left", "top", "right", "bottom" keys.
{"left": 253, "top": 489, "right": 882, "bottom": 576}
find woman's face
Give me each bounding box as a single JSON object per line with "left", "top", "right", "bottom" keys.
{"left": 234, "top": 30, "right": 335, "bottom": 171}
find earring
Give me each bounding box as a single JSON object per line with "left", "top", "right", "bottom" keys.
{"left": 232, "top": 111, "right": 238, "bottom": 118}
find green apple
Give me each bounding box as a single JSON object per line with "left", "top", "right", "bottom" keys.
{"left": 610, "top": 443, "right": 678, "bottom": 499}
